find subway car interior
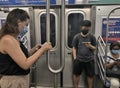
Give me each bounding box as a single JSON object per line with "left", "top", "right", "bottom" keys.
{"left": 0, "top": 0, "right": 120, "bottom": 88}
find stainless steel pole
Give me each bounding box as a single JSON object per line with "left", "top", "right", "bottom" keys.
{"left": 46, "top": 0, "right": 65, "bottom": 88}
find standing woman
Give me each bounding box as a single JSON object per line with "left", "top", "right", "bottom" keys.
{"left": 0, "top": 9, "right": 52, "bottom": 88}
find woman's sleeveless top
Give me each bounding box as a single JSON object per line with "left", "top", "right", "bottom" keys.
{"left": 0, "top": 41, "right": 30, "bottom": 75}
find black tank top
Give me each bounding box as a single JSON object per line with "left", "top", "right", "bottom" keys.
{"left": 0, "top": 41, "right": 30, "bottom": 75}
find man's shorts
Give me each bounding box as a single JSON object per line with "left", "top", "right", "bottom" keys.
{"left": 73, "top": 59, "right": 95, "bottom": 77}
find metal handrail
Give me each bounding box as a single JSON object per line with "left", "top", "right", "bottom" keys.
{"left": 97, "top": 35, "right": 106, "bottom": 82}
{"left": 97, "top": 60, "right": 105, "bottom": 80}
{"left": 98, "top": 36, "right": 106, "bottom": 47}
{"left": 46, "top": 0, "right": 65, "bottom": 74}
{"left": 98, "top": 53, "right": 105, "bottom": 72}
{"left": 97, "top": 35, "right": 106, "bottom": 58}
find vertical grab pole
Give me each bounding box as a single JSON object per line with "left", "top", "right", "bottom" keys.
{"left": 105, "top": 7, "right": 120, "bottom": 83}
{"left": 46, "top": 0, "right": 50, "bottom": 73}
{"left": 46, "top": 0, "right": 65, "bottom": 88}
{"left": 46, "top": 0, "right": 50, "bottom": 42}
{"left": 60, "top": 0, "right": 65, "bottom": 87}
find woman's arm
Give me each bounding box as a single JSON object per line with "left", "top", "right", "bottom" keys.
{"left": 29, "top": 44, "right": 41, "bottom": 56}
{"left": 2, "top": 35, "right": 52, "bottom": 70}
{"left": 106, "top": 61, "right": 116, "bottom": 69}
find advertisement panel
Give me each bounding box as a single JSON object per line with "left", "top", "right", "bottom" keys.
{"left": 102, "top": 18, "right": 120, "bottom": 43}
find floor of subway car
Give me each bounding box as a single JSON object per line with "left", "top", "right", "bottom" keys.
{"left": 31, "top": 86, "right": 88, "bottom": 88}
{"left": 30, "top": 75, "right": 104, "bottom": 88}
{"left": 30, "top": 87, "right": 75, "bottom": 88}
{"left": 30, "top": 87, "right": 84, "bottom": 88}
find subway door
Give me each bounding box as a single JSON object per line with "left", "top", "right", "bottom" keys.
{"left": 63, "top": 8, "right": 90, "bottom": 87}
{"left": 34, "top": 9, "right": 61, "bottom": 87}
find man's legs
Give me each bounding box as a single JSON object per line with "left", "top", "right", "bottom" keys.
{"left": 87, "top": 76, "right": 94, "bottom": 88}
{"left": 73, "top": 60, "right": 83, "bottom": 88}
{"left": 86, "top": 60, "right": 94, "bottom": 88}
{"left": 73, "top": 75, "right": 80, "bottom": 88}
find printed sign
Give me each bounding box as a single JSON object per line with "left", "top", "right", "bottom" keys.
{"left": 0, "top": 0, "right": 56, "bottom": 5}
{"left": 102, "top": 18, "right": 120, "bottom": 43}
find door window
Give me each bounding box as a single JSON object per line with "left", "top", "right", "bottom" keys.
{"left": 67, "top": 13, "right": 84, "bottom": 48}
{"left": 40, "top": 13, "right": 56, "bottom": 47}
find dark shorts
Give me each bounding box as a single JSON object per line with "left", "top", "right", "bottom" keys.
{"left": 73, "top": 59, "right": 95, "bottom": 77}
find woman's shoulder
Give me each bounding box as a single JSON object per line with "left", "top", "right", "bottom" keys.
{"left": 1, "top": 35, "right": 15, "bottom": 41}
{"left": 0, "top": 35, "right": 19, "bottom": 54}
{"left": 1, "top": 35, "right": 18, "bottom": 45}
{"left": 107, "top": 52, "right": 113, "bottom": 59}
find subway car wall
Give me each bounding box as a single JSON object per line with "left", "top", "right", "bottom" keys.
{"left": 0, "top": 0, "right": 120, "bottom": 88}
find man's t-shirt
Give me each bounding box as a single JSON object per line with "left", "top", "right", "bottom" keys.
{"left": 72, "top": 33, "right": 96, "bottom": 62}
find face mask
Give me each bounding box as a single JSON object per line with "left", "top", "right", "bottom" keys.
{"left": 81, "top": 29, "right": 89, "bottom": 35}
{"left": 111, "top": 49, "right": 120, "bottom": 55}
{"left": 18, "top": 26, "right": 28, "bottom": 39}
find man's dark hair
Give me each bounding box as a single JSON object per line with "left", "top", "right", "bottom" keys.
{"left": 80, "top": 20, "right": 91, "bottom": 27}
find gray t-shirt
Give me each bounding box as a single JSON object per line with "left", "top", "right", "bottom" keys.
{"left": 72, "top": 33, "right": 96, "bottom": 62}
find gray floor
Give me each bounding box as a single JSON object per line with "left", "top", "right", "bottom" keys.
{"left": 30, "top": 87, "right": 73, "bottom": 88}
{"left": 30, "top": 75, "right": 105, "bottom": 88}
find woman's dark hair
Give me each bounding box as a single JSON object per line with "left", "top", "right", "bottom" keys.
{"left": 0, "top": 9, "right": 30, "bottom": 38}
{"left": 110, "top": 41, "right": 120, "bottom": 50}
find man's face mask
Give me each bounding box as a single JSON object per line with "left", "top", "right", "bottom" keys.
{"left": 81, "top": 29, "right": 89, "bottom": 35}
{"left": 18, "top": 26, "right": 28, "bottom": 39}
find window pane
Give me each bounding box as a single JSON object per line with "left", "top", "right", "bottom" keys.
{"left": 68, "top": 13, "right": 84, "bottom": 48}
{"left": 40, "top": 14, "right": 56, "bottom": 47}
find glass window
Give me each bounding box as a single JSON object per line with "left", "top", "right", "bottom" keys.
{"left": 68, "top": 13, "right": 84, "bottom": 48}
{"left": 40, "top": 13, "right": 56, "bottom": 47}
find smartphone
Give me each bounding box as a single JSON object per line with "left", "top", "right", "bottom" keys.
{"left": 82, "top": 42, "right": 91, "bottom": 44}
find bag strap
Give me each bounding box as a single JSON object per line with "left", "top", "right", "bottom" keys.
{"left": 106, "top": 56, "right": 116, "bottom": 61}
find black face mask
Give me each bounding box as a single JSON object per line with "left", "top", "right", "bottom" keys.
{"left": 81, "top": 30, "right": 89, "bottom": 35}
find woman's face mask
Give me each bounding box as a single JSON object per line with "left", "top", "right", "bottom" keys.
{"left": 111, "top": 49, "right": 120, "bottom": 55}
{"left": 18, "top": 26, "right": 28, "bottom": 39}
